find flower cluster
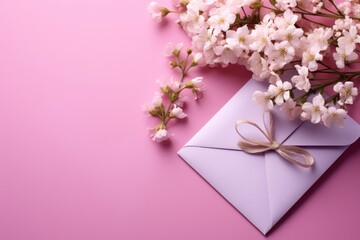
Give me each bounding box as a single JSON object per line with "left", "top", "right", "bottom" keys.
{"left": 144, "top": 43, "right": 205, "bottom": 142}
{"left": 148, "top": 0, "right": 360, "bottom": 131}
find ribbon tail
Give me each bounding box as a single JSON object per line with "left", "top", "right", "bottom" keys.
{"left": 276, "top": 146, "right": 314, "bottom": 168}
{"left": 237, "top": 141, "right": 272, "bottom": 154}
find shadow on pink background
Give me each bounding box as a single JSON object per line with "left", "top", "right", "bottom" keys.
{"left": 0, "top": 0, "right": 359, "bottom": 239}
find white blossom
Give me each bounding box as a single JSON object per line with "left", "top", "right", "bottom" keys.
{"left": 214, "top": 44, "right": 239, "bottom": 64}
{"left": 148, "top": 2, "right": 165, "bottom": 22}
{"left": 274, "top": 9, "right": 299, "bottom": 28}
{"left": 291, "top": 65, "right": 311, "bottom": 92}
{"left": 164, "top": 42, "right": 184, "bottom": 57}
{"left": 322, "top": 107, "right": 347, "bottom": 127}
{"left": 333, "top": 17, "right": 353, "bottom": 32}
{"left": 301, "top": 94, "right": 327, "bottom": 124}
{"left": 337, "top": 26, "right": 360, "bottom": 53}
{"left": 192, "top": 52, "right": 203, "bottom": 64}
{"left": 147, "top": 0, "right": 360, "bottom": 130}
{"left": 180, "top": 7, "right": 206, "bottom": 35}
{"left": 275, "top": 0, "right": 297, "bottom": 11}
{"left": 274, "top": 25, "right": 304, "bottom": 48}
{"left": 157, "top": 77, "right": 181, "bottom": 92}
{"left": 249, "top": 24, "right": 273, "bottom": 52}
{"left": 311, "top": 0, "right": 324, "bottom": 13}
{"left": 171, "top": 105, "right": 188, "bottom": 119}
{"left": 338, "top": 1, "right": 352, "bottom": 16}
{"left": 302, "top": 46, "right": 323, "bottom": 72}
{"left": 306, "top": 28, "right": 333, "bottom": 51}
{"left": 193, "top": 28, "right": 218, "bottom": 51}
{"left": 152, "top": 129, "right": 169, "bottom": 142}
{"left": 333, "top": 46, "right": 358, "bottom": 68}
{"left": 265, "top": 41, "right": 295, "bottom": 68}
{"left": 174, "top": 95, "right": 188, "bottom": 107}
{"left": 268, "top": 80, "right": 293, "bottom": 105}
{"left": 152, "top": 92, "right": 163, "bottom": 107}
{"left": 187, "top": 77, "right": 205, "bottom": 91}
{"left": 334, "top": 81, "right": 358, "bottom": 105}
{"left": 247, "top": 52, "right": 270, "bottom": 81}
{"left": 226, "top": 26, "right": 251, "bottom": 57}
{"left": 253, "top": 91, "right": 274, "bottom": 110}
{"left": 207, "top": 7, "right": 236, "bottom": 35}
{"left": 353, "top": 3, "right": 360, "bottom": 18}
{"left": 280, "top": 99, "right": 302, "bottom": 120}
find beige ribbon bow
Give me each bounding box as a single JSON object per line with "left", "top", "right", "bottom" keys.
{"left": 235, "top": 111, "right": 314, "bottom": 168}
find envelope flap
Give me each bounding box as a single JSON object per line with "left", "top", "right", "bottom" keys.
{"left": 283, "top": 117, "right": 360, "bottom": 146}
{"left": 185, "top": 78, "right": 303, "bottom": 150}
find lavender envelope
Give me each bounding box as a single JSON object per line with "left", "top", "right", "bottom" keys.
{"left": 177, "top": 79, "right": 360, "bottom": 234}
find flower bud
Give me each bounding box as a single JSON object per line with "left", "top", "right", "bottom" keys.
{"left": 186, "top": 77, "right": 205, "bottom": 90}
{"left": 152, "top": 127, "right": 169, "bottom": 142}
{"left": 160, "top": 7, "right": 170, "bottom": 17}
{"left": 170, "top": 61, "right": 178, "bottom": 68}
{"left": 171, "top": 105, "right": 187, "bottom": 119}
{"left": 172, "top": 49, "right": 181, "bottom": 57}
{"left": 161, "top": 85, "right": 170, "bottom": 94}
{"left": 190, "top": 61, "right": 198, "bottom": 67}
{"left": 180, "top": 0, "right": 189, "bottom": 8}
{"left": 190, "top": 53, "right": 203, "bottom": 67}
{"left": 250, "top": 0, "right": 262, "bottom": 9}
{"left": 149, "top": 108, "right": 159, "bottom": 116}
{"left": 152, "top": 92, "right": 163, "bottom": 107}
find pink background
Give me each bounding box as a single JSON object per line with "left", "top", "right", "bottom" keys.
{"left": 0, "top": 0, "right": 359, "bottom": 239}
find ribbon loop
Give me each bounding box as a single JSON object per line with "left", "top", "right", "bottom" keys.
{"left": 235, "top": 111, "right": 314, "bottom": 168}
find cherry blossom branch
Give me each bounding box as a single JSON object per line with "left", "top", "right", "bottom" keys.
{"left": 328, "top": 0, "right": 344, "bottom": 16}
{"left": 147, "top": 0, "right": 360, "bottom": 131}
{"left": 144, "top": 44, "right": 205, "bottom": 142}
{"left": 301, "top": 15, "right": 331, "bottom": 27}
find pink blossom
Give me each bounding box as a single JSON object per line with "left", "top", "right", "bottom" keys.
{"left": 152, "top": 129, "right": 169, "bottom": 142}
{"left": 187, "top": 77, "right": 205, "bottom": 92}
{"left": 164, "top": 42, "right": 184, "bottom": 57}
{"left": 322, "top": 107, "right": 347, "bottom": 128}
{"left": 152, "top": 92, "right": 163, "bottom": 107}
{"left": 171, "top": 105, "right": 188, "bottom": 119}
{"left": 214, "top": 44, "right": 238, "bottom": 64}
{"left": 253, "top": 91, "right": 274, "bottom": 110}
{"left": 148, "top": 2, "right": 165, "bottom": 22}
{"left": 280, "top": 99, "right": 302, "bottom": 120}
{"left": 157, "top": 77, "right": 182, "bottom": 92}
